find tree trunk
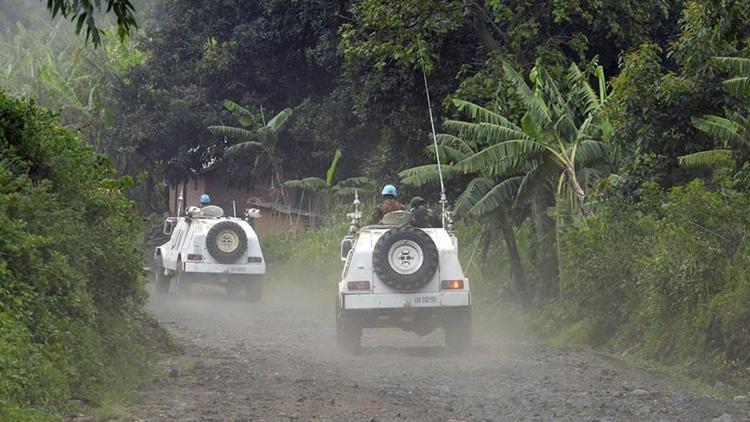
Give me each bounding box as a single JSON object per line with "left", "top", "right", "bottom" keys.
{"left": 499, "top": 210, "right": 529, "bottom": 306}
{"left": 565, "top": 166, "right": 587, "bottom": 214}
{"left": 464, "top": 1, "right": 504, "bottom": 54}
{"left": 531, "top": 191, "right": 559, "bottom": 301}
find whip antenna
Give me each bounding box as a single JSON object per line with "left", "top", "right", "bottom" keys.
{"left": 422, "top": 68, "right": 448, "bottom": 227}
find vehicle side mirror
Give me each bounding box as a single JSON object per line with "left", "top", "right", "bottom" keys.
{"left": 163, "top": 219, "right": 174, "bottom": 235}
{"left": 340, "top": 237, "right": 353, "bottom": 261}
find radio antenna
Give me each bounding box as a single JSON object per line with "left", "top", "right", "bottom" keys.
{"left": 421, "top": 68, "right": 448, "bottom": 227}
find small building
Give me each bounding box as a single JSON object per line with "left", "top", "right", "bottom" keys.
{"left": 168, "top": 170, "right": 323, "bottom": 236}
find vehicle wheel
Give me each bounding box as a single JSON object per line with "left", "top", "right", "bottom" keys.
{"left": 336, "top": 299, "right": 362, "bottom": 355}
{"left": 175, "top": 260, "right": 192, "bottom": 298}
{"left": 372, "top": 225, "right": 439, "bottom": 291}
{"left": 154, "top": 255, "right": 170, "bottom": 295}
{"left": 444, "top": 307, "right": 472, "bottom": 354}
{"left": 205, "top": 221, "right": 248, "bottom": 264}
{"left": 244, "top": 278, "right": 263, "bottom": 303}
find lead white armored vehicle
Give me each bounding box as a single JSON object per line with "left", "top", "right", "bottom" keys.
{"left": 336, "top": 194, "right": 472, "bottom": 354}
{"left": 153, "top": 200, "right": 266, "bottom": 301}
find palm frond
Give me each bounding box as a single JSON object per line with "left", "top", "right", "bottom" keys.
{"left": 223, "top": 99, "right": 257, "bottom": 127}
{"left": 454, "top": 177, "right": 494, "bottom": 216}
{"left": 435, "top": 133, "right": 476, "bottom": 154}
{"left": 453, "top": 139, "right": 546, "bottom": 176}
{"left": 266, "top": 108, "right": 293, "bottom": 133}
{"left": 721, "top": 76, "right": 750, "bottom": 97}
{"left": 568, "top": 63, "right": 600, "bottom": 115}
{"left": 503, "top": 63, "right": 551, "bottom": 124}
{"left": 443, "top": 120, "right": 532, "bottom": 145}
{"left": 325, "top": 149, "right": 342, "bottom": 186}
{"left": 426, "top": 144, "right": 469, "bottom": 164}
{"left": 692, "top": 115, "right": 744, "bottom": 146}
{"left": 224, "top": 140, "right": 266, "bottom": 155}
{"left": 209, "top": 125, "right": 256, "bottom": 142}
{"left": 284, "top": 176, "right": 327, "bottom": 191}
{"left": 335, "top": 176, "right": 372, "bottom": 187}
{"left": 678, "top": 150, "right": 733, "bottom": 168}
{"left": 469, "top": 177, "right": 523, "bottom": 216}
{"left": 712, "top": 56, "right": 750, "bottom": 76}
{"left": 399, "top": 164, "right": 456, "bottom": 186}
{"left": 570, "top": 140, "right": 610, "bottom": 167}
{"left": 451, "top": 99, "right": 522, "bottom": 130}
{"left": 514, "top": 158, "right": 561, "bottom": 207}
{"left": 333, "top": 186, "right": 371, "bottom": 196}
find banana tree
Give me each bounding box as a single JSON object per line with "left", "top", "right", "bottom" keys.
{"left": 209, "top": 100, "right": 293, "bottom": 196}
{"left": 679, "top": 57, "right": 750, "bottom": 169}
{"left": 401, "top": 62, "right": 612, "bottom": 300}
{"left": 446, "top": 63, "right": 612, "bottom": 213}
{"left": 284, "top": 149, "right": 374, "bottom": 212}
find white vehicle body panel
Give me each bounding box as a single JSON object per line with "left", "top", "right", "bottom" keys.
{"left": 156, "top": 216, "right": 266, "bottom": 276}
{"left": 339, "top": 227, "right": 470, "bottom": 309}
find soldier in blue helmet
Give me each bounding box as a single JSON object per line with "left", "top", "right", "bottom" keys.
{"left": 368, "top": 184, "right": 405, "bottom": 224}
{"left": 199, "top": 194, "right": 211, "bottom": 207}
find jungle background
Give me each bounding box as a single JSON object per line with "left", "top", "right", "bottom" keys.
{"left": 1, "top": 0, "right": 750, "bottom": 419}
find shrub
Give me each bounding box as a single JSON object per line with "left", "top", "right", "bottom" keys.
{"left": 558, "top": 180, "right": 750, "bottom": 375}
{"left": 0, "top": 91, "right": 154, "bottom": 418}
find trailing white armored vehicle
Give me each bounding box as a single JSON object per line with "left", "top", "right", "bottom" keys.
{"left": 336, "top": 194, "right": 472, "bottom": 354}
{"left": 154, "top": 199, "right": 266, "bottom": 301}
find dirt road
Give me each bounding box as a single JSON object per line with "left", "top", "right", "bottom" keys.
{"left": 132, "top": 284, "right": 749, "bottom": 421}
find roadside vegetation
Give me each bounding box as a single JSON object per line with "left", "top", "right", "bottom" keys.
{"left": 0, "top": 90, "right": 169, "bottom": 419}
{"left": 2, "top": 0, "right": 750, "bottom": 416}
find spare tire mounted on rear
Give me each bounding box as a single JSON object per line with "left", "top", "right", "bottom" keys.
{"left": 373, "top": 226, "right": 439, "bottom": 291}
{"left": 206, "top": 221, "right": 247, "bottom": 263}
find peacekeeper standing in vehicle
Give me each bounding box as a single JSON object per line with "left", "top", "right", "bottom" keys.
{"left": 199, "top": 193, "right": 211, "bottom": 207}
{"left": 409, "top": 196, "right": 439, "bottom": 228}
{"left": 368, "top": 184, "right": 405, "bottom": 224}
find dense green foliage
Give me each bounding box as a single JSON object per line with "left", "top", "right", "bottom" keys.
{"left": 0, "top": 90, "right": 157, "bottom": 419}
{"left": 557, "top": 181, "right": 750, "bottom": 376}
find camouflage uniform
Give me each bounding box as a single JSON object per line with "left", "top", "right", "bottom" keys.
{"left": 368, "top": 198, "right": 405, "bottom": 224}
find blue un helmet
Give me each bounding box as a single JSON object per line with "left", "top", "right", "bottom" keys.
{"left": 199, "top": 194, "right": 211, "bottom": 205}
{"left": 381, "top": 184, "right": 397, "bottom": 198}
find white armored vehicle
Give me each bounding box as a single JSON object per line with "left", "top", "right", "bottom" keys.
{"left": 336, "top": 193, "right": 472, "bottom": 354}
{"left": 154, "top": 199, "right": 265, "bottom": 301}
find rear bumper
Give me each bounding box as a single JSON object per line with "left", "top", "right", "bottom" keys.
{"left": 342, "top": 291, "right": 471, "bottom": 310}
{"left": 183, "top": 262, "right": 266, "bottom": 275}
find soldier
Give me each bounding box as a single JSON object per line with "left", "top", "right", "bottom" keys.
{"left": 368, "top": 184, "right": 405, "bottom": 224}
{"left": 409, "top": 196, "right": 438, "bottom": 228}
{"left": 199, "top": 194, "right": 211, "bottom": 207}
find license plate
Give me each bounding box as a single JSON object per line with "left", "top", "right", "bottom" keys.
{"left": 413, "top": 296, "right": 438, "bottom": 305}
{"left": 228, "top": 266, "right": 246, "bottom": 273}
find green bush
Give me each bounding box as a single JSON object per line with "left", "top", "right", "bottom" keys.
{"left": 557, "top": 180, "right": 750, "bottom": 377}
{"left": 0, "top": 91, "right": 155, "bottom": 418}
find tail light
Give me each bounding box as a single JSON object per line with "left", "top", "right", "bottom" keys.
{"left": 441, "top": 280, "right": 464, "bottom": 290}
{"left": 347, "top": 281, "right": 370, "bottom": 291}
{"left": 186, "top": 253, "right": 203, "bottom": 261}
{"left": 247, "top": 256, "right": 263, "bottom": 263}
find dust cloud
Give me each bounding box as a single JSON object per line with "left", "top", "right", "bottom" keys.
{"left": 132, "top": 270, "right": 749, "bottom": 420}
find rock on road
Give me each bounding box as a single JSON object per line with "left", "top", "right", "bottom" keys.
{"left": 132, "top": 284, "right": 750, "bottom": 421}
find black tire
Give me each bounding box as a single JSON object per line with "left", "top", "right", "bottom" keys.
{"left": 444, "top": 307, "right": 472, "bottom": 354}
{"left": 336, "top": 299, "right": 362, "bottom": 355}
{"left": 372, "top": 226, "right": 439, "bottom": 291}
{"left": 175, "top": 260, "right": 192, "bottom": 298}
{"left": 154, "top": 255, "right": 170, "bottom": 295}
{"left": 205, "top": 221, "right": 247, "bottom": 264}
